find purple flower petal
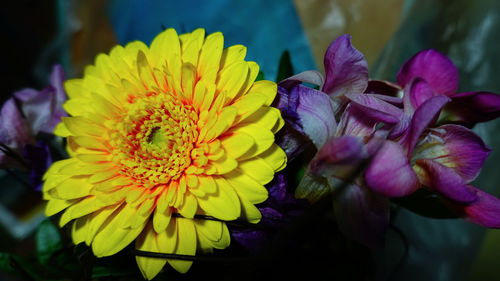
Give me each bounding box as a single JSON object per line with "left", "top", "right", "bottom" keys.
{"left": 14, "top": 65, "right": 67, "bottom": 135}
{"left": 276, "top": 86, "right": 301, "bottom": 133}
{"left": 346, "top": 93, "right": 402, "bottom": 125}
{"left": 415, "top": 159, "right": 478, "bottom": 203}
{"left": 309, "top": 136, "right": 367, "bottom": 181}
{"left": 404, "top": 78, "right": 437, "bottom": 113}
{"left": 365, "top": 140, "right": 420, "bottom": 197}
{"left": 399, "top": 95, "right": 450, "bottom": 155}
{"left": 294, "top": 85, "right": 337, "bottom": 148}
{"left": 444, "top": 91, "right": 500, "bottom": 124}
{"left": 389, "top": 79, "right": 436, "bottom": 139}
{"left": 0, "top": 99, "right": 32, "bottom": 151}
{"left": 334, "top": 183, "right": 389, "bottom": 248}
{"left": 313, "top": 135, "right": 367, "bottom": 167}
{"left": 397, "top": 49, "right": 459, "bottom": 96}
{"left": 276, "top": 126, "right": 311, "bottom": 162}
{"left": 337, "top": 104, "right": 384, "bottom": 138}
{"left": 416, "top": 125, "right": 491, "bottom": 182}
{"left": 279, "top": 70, "right": 324, "bottom": 89}
{"left": 453, "top": 186, "right": 500, "bottom": 228}
{"left": 323, "top": 35, "right": 368, "bottom": 97}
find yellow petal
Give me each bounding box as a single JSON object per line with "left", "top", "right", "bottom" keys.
{"left": 197, "top": 177, "right": 240, "bottom": 220}
{"left": 53, "top": 121, "right": 71, "bottom": 137}
{"left": 216, "top": 61, "right": 248, "bottom": 101}
{"left": 220, "top": 131, "right": 254, "bottom": 159}
{"left": 237, "top": 192, "right": 262, "bottom": 223}
{"left": 85, "top": 204, "right": 121, "bottom": 245}
{"left": 180, "top": 28, "right": 205, "bottom": 66}
{"left": 238, "top": 157, "right": 275, "bottom": 185}
{"left": 247, "top": 80, "right": 277, "bottom": 106}
{"left": 232, "top": 93, "right": 267, "bottom": 123}
{"left": 136, "top": 224, "right": 167, "bottom": 280}
{"left": 153, "top": 206, "right": 172, "bottom": 233}
{"left": 45, "top": 198, "right": 76, "bottom": 216}
{"left": 64, "top": 79, "right": 88, "bottom": 99}
{"left": 225, "top": 169, "right": 268, "bottom": 204}
{"left": 49, "top": 175, "right": 93, "bottom": 200}
{"left": 181, "top": 62, "right": 196, "bottom": 100}
{"left": 202, "top": 106, "right": 237, "bottom": 141}
{"left": 195, "top": 220, "right": 230, "bottom": 251}
{"left": 177, "top": 192, "right": 198, "bottom": 218}
{"left": 92, "top": 204, "right": 147, "bottom": 257}
{"left": 220, "top": 45, "right": 246, "bottom": 70}
{"left": 235, "top": 124, "right": 275, "bottom": 159}
{"left": 63, "top": 117, "right": 106, "bottom": 137}
{"left": 72, "top": 216, "right": 89, "bottom": 245}
{"left": 198, "top": 32, "right": 223, "bottom": 84}
{"left": 167, "top": 218, "right": 196, "bottom": 273}
{"left": 259, "top": 143, "right": 287, "bottom": 172}
{"left": 71, "top": 136, "right": 109, "bottom": 151}
{"left": 150, "top": 28, "right": 181, "bottom": 68}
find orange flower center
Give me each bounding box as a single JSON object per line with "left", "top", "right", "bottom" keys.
{"left": 109, "top": 93, "right": 199, "bottom": 187}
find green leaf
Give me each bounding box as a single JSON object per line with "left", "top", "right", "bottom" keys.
{"left": 0, "top": 252, "right": 16, "bottom": 274}
{"left": 35, "top": 219, "right": 63, "bottom": 266}
{"left": 256, "top": 71, "right": 265, "bottom": 81}
{"left": 276, "top": 50, "right": 294, "bottom": 82}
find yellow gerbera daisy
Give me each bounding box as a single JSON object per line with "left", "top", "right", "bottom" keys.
{"left": 42, "top": 28, "right": 286, "bottom": 279}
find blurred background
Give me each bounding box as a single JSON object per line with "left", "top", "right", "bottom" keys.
{"left": 1, "top": 0, "right": 500, "bottom": 280}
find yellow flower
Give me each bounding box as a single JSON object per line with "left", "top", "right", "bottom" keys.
{"left": 42, "top": 28, "right": 286, "bottom": 279}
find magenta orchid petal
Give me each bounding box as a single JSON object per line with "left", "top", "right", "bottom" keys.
{"left": 416, "top": 159, "right": 478, "bottom": 203}
{"left": 334, "top": 183, "right": 390, "bottom": 248}
{"left": 405, "top": 78, "right": 437, "bottom": 113}
{"left": 365, "top": 140, "right": 420, "bottom": 197}
{"left": 418, "top": 125, "right": 491, "bottom": 182}
{"left": 295, "top": 85, "right": 337, "bottom": 148}
{"left": 323, "top": 34, "right": 368, "bottom": 97}
{"left": 457, "top": 186, "right": 500, "bottom": 228}
{"left": 346, "top": 93, "right": 402, "bottom": 125}
{"left": 397, "top": 49, "right": 459, "bottom": 96}
{"left": 400, "top": 95, "right": 450, "bottom": 155}
{"left": 444, "top": 91, "right": 500, "bottom": 124}
{"left": 279, "top": 70, "right": 325, "bottom": 89}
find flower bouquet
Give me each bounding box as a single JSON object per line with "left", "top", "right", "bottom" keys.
{"left": 1, "top": 19, "right": 500, "bottom": 281}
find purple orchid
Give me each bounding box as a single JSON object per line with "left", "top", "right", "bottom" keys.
{"left": 275, "top": 35, "right": 500, "bottom": 249}
{"left": 370, "top": 49, "right": 500, "bottom": 126}
{"left": 276, "top": 34, "right": 369, "bottom": 152}
{"left": 275, "top": 35, "right": 409, "bottom": 247}
{"left": 0, "top": 65, "right": 66, "bottom": 190}
{"left": 364, "top": 80, "right": 500, "bottom": 228}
